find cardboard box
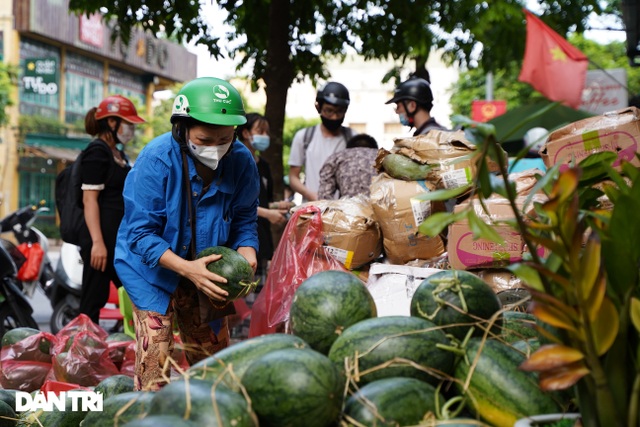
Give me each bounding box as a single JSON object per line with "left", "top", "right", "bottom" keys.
{"left": 541, "top": 107, "right": 640, "bottom": 169}
{"left": 387, "top": 130, "right": 502, "bottom": 190}
{"left": 295, "top": 196, "right": 382, "bottom": 269}
{"left": 365, "top": 263, "right": 444, "bottom": 316}
{"left": 447, "top": 194, "right": 548, "bottom": 270}
{"left": 369, "top": 173, "right": 445, "bottom": 264}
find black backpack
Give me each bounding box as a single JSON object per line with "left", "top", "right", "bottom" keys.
{"left": 55, "top": 141, "right": 112, "bottom": 246}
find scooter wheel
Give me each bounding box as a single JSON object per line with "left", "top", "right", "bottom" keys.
{"left": 50, "top": 300, "right": 79, "bottom": 334}
{"left": 0, "top": 302, "right": 38, "bottom": 337}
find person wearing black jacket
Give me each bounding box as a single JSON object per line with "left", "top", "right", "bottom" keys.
{"left": 386, "top": 77, "right": 448, "bottom": 136}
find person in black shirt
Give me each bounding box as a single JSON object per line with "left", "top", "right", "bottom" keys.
{"left": 79, "top": 95, "right": 145, "bottom": 324}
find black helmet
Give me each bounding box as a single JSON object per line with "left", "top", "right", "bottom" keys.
{"left": 385, "top": 77, "right": 434, "bottom": 109}
{"left": 316, "top": 82, "right": 350, "bottom": 107}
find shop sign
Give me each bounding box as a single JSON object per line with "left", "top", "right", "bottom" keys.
{"left": 22, "top": 58, "right": 59, "bottom": 96}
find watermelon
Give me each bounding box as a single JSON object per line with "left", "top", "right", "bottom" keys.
{"left": 454, "top": 337, "right": 561, "bottom": 427}
{"left": 343, "top": 377, "right": 442, "bottom": 426}
{"left": 106, "top": 333, "right": 134, "bottom": 342}
{"left": 0, "top": 390, "right": 17, "bottom": 413}
{"left": 0, "top": 400, "right": 16, "bottom": 427}
{"left": 93, "top": 375, "right": 135, "bottom": 400}
{"left": 122, "top": 415, "right": 197, "bottom": 427}
{"left": 290, "top": 270, "right": 377, "bottom": 354}
{"left": 410, "top": 270, "right": 503, "bottom": 340}
{"left": 146, "top": 379, "right": 257, "bottom": 426}
{"left": 17, "top": 392, "right": 90, "bottom": 427}
{"left": 242, "top": 348, "right": 343, "bottom": 427}
{"left": 1, "top": 328, "right": 40, "bottom": 347}
{"left": 188, "top": 333, "right": 308, "bottom": 390}
{"left": 80, "top": 391, "right": 154, "bottom": 427}
{"left": 328, "top": 316, "right": 454, "bottom": 387}
{"left": 501, "top": 311, "right": 539, "bottom": 344}
{"left": 197, "top": 246, "right": 258, "bottom": 301}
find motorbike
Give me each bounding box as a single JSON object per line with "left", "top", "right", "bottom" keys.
{"left": 0, "top": 204, "right": 56, "bottom": 336}
{"left": 47, "top": 242, "right": 84, "bottom": 333}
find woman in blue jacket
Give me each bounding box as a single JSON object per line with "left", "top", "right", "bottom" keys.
{"left": 114, "top": 77, "right": 260, "bottom": 390}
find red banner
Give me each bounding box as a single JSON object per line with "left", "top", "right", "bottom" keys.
{"left": 471, "top": 100, "right": 507, "bottom": 122}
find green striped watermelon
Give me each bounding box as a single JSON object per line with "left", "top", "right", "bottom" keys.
{"left": 454, "top": 337, "right": 561, "bottom": 427}
{"left": 188, "top": 333, "right": 308, "bottom": 390}
{"left": 328, "top": 316, "right": 454, "bottom": 387}
{"left": 197, "top": 246, "right": 258, "bottom": 301}
{"left": 93, "top": 375, "right": 135, "bottom": 400}
{"left": 343, "top": 377, "right": 443, "bottom": 426}
{"left": 410, "top": 270, "right": 502, "bottom": 340}
{"left": 0, "top": 400, "right": 16, "bottom": 427}
{"left": 146, "top": 379, "right": 257, "bottom": 426}
{"left": 122, "top": 415, "right": 197, "bottom": 426}
{"left": 241, "top": 348, "right": 344, "bottom": 427}
{"left": 80, "top": 391, "right": 154, "bottom": 427}
{"left": 290, "top": 270, "right": 377, "bottom": 354}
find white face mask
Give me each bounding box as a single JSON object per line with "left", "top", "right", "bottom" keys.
{"left": 118, "top": 123, "right": 135, "bottom": 145}
{"left": 187, "top": 140, "right": 232, "bottom": 170}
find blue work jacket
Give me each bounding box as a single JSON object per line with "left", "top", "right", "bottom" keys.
{"left": 114, "top": 132, "right": 260, "bottom": 314}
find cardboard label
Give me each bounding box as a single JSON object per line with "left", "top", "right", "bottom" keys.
{"left": 325, "top": 246, "right": 354, "bottom": 270}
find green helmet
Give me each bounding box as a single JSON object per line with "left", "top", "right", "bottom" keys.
{"left": 171, "top": 77, "right": 247, "bottom": 126}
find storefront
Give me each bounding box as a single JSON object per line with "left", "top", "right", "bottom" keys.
{"left": 0, "top": 0, "right": 196, "bottom": 227}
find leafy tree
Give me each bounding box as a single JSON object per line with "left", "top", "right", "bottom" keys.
{"left": 0, "top": 63, "right": 17, "bottom": 126}
{"left": 68, "top": 0, "right": 612, "bottom": 197}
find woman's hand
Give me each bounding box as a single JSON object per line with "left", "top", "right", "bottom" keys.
{"left": 236, "top": 246, "right": 258, "bottom": 274}
{"left": 183, "top": 253, "right": 229, "bottom": 302}
{"left": 267, "top": 208, "right": 289, "bottom": 226}
{"left": 90, "top": 241, "right": 108, "bottom": 272}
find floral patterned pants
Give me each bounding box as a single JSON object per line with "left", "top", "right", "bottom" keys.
{"left": 131, "top": 281, "right": 229, "bottom": 391}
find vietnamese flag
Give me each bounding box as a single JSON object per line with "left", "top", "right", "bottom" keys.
{"left": 518, "top": 9, "right": 588, "bottom": 109}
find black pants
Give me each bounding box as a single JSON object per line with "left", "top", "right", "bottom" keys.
{"left": 78, "top": 212, "right": 123, "bottom": 324}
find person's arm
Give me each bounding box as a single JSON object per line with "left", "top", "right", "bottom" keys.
{"left": 257, "top": 206, "right": 288, "bottom": 225}
{"left": 317, "top": 155, "right": 339, "bottom": 200}
{"left": 289, "top": 166, "right": 317, "bottom": 201}
{"left": 158, "top": 249, "right": 229, "bottom": 301}
{"left": 83, "top": 190, "right": 107, "bottom": 272}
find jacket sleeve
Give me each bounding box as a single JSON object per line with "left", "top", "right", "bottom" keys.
{"left": 120, "top": 154, "right": 172, "bottom": 268}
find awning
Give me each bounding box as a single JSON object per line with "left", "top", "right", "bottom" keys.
{"left": 24, "top": 145, "right": 80, "bottom": 162}
{"left": 23, "top": 133, "right": 91, "bottom": 162}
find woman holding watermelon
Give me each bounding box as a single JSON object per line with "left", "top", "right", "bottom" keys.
{"left": 114, "top": 77, "right": 260, "bottom": 391}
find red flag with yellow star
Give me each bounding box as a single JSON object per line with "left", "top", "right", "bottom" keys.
{"left": 518, "top": 10, "right": 588, "bottom": 109}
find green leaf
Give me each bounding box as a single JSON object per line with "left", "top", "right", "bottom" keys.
{"left": 630, "top": 297, "right": 640, "bottom": 334}
{"left": 489, "top": 173, "right": 511, "bottom": 199}
{"left": 418, "top": 211, "right": 465, "bottom": 237}
{"left": 478, "top": 159, "right": 493, "bottom": 199}
{"left": 411, "top": 184, "right": 473, "bottom": 202}
{"left": 508, "top": 263, "right": 543, "bottom": 292}
{"left": 467, "top": 210, "right": 505, "bottom": 244}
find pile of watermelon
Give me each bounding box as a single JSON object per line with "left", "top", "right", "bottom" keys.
{"left": 0, "top": 269, "right": 561, "bottom": 427}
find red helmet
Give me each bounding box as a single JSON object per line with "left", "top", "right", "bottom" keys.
{"left": 95, "top": 95, "right": 145, "bottom": 123}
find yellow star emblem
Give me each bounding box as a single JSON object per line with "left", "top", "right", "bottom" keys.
{"left": 27, "top": 62, "right": 35, "bottom": 71}
{"left": 550, "top": 46, "right": 567, "bottom": 61}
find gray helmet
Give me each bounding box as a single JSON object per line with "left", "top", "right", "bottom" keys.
{"left": 386, "top": 77, "right": 434, "bottom": 109}
{"left": 316, "top": 82, "right": 350, "bottom": 107}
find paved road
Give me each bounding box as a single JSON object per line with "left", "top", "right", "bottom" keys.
{"left": 30, "top": 246, "right": 118, "bottom": 333}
